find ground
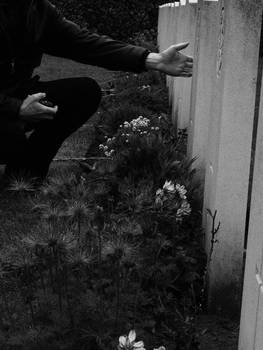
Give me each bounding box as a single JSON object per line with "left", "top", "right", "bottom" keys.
{"left": 0, "top": 54, "right": 239, "bottom": 350}
{"left": 197, "top": 315, "right": 239, "bottom": 349}
{"left": 36, "top": 54, "right": 116, "bottom": 83}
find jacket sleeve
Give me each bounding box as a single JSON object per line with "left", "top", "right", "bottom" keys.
{"left": 0, "top": 93, "right": 22, "bottom": 119}
{"left": 38, "top": 1, "right": 150, "bottom": 73}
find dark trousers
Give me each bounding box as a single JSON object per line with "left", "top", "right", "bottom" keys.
{"left": 0, "top": 77, "right": 102, "bottom": 178}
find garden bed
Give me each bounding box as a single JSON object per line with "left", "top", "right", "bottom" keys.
{"left": 0, "top": 60, "right": 238, "bottom": 349}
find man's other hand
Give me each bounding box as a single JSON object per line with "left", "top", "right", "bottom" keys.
{"left": 145, "top": 42, "right": 193, "bottom": 78}
{"left": 19, "top": 93, "right": 58, "bottom": 123}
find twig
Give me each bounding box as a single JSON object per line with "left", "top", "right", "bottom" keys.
{"left": 199, "top": 209, "right": 221, "bottom": 312}
{"left": 207, "top": 209, "right": 221, "bottom": 264}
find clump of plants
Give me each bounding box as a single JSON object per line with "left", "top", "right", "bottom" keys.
{"left": 0, "top": 107, "right": 205, "bottom": 349}
{"left": 88, "top": 69, "right": 169, "bottom": 160}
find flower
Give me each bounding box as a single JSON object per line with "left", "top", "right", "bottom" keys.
{"left": 105, "top": 149, "right": 115, "bottom": 157}
{"left": 154, "top": 347, "right": 166, "bottom": 350}
{"left": 163, "top": 180, "right": 175, "bottom": 192}
{"left": 176, "top": 200, "right": 192, "bottom": 221}
{"left": 155, "top": 181, "right": 192, "bottom": 221}
{"left": 175, "top": 184, "right": 187, "bottom": 199}
{"left": 118, "top": 330, "right": 145, "bottom": 350}
{"left": 156, "top": 189, "right": 163, "bottom": 196}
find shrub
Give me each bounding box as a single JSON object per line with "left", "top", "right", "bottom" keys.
{"left": 52, "top": 0, "right": 163, "bottom": 43}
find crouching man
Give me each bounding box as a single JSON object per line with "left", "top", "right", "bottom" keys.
{"left": 0, "top": 0, "right": 193, "bottom": 182}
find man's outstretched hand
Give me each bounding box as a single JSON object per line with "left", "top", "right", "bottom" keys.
{"left": 145, "top": 42, "right": 193, "bottom": 77}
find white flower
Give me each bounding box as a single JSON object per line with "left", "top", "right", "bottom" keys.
{"left": 175, "top": 184, "right": 187, "bottom": 199}
{"left": 154, "top": 347, "right": 166, "bottom": 350}
{"left": 130, "top": 116, "right": 150, "bottom": 131}
{"left": 156, "top": 189, "right": 163, "bottom": 196}
{"left": 163, "top": 180, "right": 175, "bottom": 192}
{"left": 141, "top": 84, "right": 150, "bottom": 90}
{"left": 176, "top": 200, "right": 192, "bottom": 221}
{"left": 118, "top": 330, "right": 145, "bottom": 350}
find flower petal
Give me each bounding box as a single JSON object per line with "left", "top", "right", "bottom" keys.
{"left": 133, "top": 341, "right": 144, "bottom": 348}
{"left": 119, "top": 336, "right": 127, "bottom": 347}
{"left": 154, "top": 347, "right": 166, "bottom": 350}
{"left": 128, "top": 330, "right": 136, "bottom": 343}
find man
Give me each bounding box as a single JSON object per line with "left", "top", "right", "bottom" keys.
{"left": 0, "top": 0, "right": 193, "bottom": 183}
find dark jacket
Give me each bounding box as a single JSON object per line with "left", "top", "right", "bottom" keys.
{"left": 0, "top": 0, "right": 150, "bottom": 119}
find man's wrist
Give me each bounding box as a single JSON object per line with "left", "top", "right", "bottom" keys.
{"left": 145, "top": 52, "right": 162, "bottom": 71}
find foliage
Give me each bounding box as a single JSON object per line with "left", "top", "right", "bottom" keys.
{"left": 0, "top": 125, "right": 204, "bottom": 350}
{"left": 52, "top": 0, "right": 163, "bottom": 43}
{"left": 89, "top": 70, "right": 169, "bottom": 157}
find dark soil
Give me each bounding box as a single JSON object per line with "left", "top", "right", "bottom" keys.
{"left": 196, "top": 314, "right": 239, "bottom": 350}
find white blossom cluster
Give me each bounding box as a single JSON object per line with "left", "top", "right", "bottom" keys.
{"left": 99, "top": 115, "right": 160, "bottom": 156}
{"left": 99, "top": 142, "right": 115, "bottom": 157}
{"left": 155, "top": 180, "right": 191, "bottom": 222}
{"left": 120, "top": 116, "right": 150, "bottom": 131}
{"left": 118, "top": 330, "right": 165, "bottom": 350}
{"left": 119, "top": 116, "right": 159, "bottom": 137}
{"left": 139, "top": 84, "right": 151, "bottom": 91}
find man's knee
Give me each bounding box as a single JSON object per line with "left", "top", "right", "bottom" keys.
{"left": 77, "top": 77, "right": 102, "bottom": 114}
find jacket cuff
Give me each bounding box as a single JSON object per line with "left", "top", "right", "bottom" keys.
{"left": 139, "top": 49, "right": 151, "bottom": 72}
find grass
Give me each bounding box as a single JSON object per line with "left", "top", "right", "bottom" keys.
{"left": 35, "top": 54, "right": 116, "bottom": 84}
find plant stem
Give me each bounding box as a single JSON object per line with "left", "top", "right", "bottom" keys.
{"left": 114, "top": 261, "right": 121, "bottom": 332}
{"left": 97, "top": 229, "right": 102, "bottom": 265}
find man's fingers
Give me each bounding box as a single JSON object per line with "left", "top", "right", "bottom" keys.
{"left": 175, "top": 42, "right": 189, "bottom": 52}
{"left": 185, "top": 62, "right": 193, "bottom": 68}
{"left": 37, "top": 103, "right": 58, "bottom": 115}
{"left": 186, "top": 56, "right": 193, "bottom": 63}
{"left": 29, "top": 92, "right": 46, "bottom": 103}
{"left": 180, "top": 73, "right": 192, "bottom": 78}
{"left": 182, "top": 67, "right": 193, "bottom": 73}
